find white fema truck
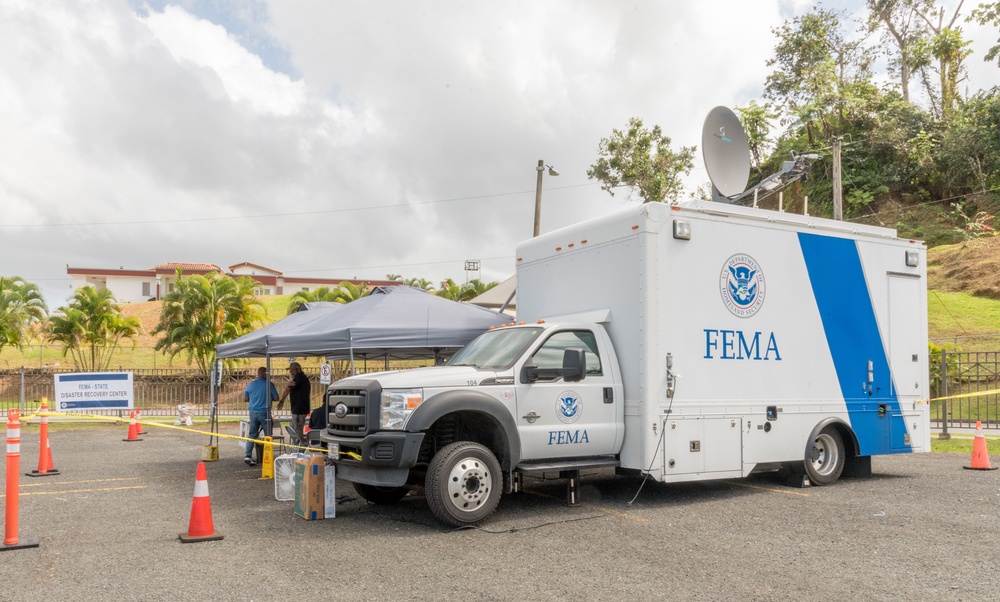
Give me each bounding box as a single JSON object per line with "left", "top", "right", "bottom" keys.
{"left": 320, "top": 200, "right": 930, "bottom": 527}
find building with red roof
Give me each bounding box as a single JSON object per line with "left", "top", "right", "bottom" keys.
{"left": 66, "top": 261, "right": 398, "bottom": 303}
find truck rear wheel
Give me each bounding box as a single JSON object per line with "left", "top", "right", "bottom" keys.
{"left": 353, "top": 483, "right": 410, "bottom": 505}
{"left": 804, "top": 426, "right": 845, "bottom": 485}
{"left": 426, "top": 441, "right": 502, "bottom": 527}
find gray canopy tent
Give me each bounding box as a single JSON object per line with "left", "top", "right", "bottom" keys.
{"left": 215, "top": 285, "right": 511, "bottom": 365}
{"left": 213, "top": 286, "right": 510, "bottom": 446}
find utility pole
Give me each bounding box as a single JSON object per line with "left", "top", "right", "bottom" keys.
{"left": 533, "top": 160, "right": 545, "bottom": 237}
{"left": 832, "top": 137, "right": 843, "bottom": 221}
{"left": 532, "top": 160, "right": 558, "bottom": 237}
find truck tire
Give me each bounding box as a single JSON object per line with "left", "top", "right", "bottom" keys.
{"left": 804, "top": 426, "right": 845, "bottom": 485}
{"left": 426, "top": 441, "right": 502, "bottom": 527}
{"left": 353, "top": 483, "right": 410, "bottom": 505}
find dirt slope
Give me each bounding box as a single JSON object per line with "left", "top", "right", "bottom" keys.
{"left": 926, "top": 236, "right": 1000, "bottom": 300}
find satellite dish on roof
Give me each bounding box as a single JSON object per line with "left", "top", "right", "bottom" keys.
{"left": 702, "top": 106, "right": 751, "bottom": 199}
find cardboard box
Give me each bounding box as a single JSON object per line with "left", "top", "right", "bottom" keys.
{"left": 294, "top": 454, "right": 325, "bottom": 520}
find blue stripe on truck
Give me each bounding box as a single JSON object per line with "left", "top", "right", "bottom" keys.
{"left": 797, "top": 233, "right": 910, "bottom": 455}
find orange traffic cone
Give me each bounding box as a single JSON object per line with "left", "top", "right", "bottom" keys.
{"left": 964, "top": 421, "right": 997, "bottom": 471}
{"left": 122, "top": 411, "right": 142, "bottom": 442}
{"left": 179, "top": 462, "right": 224, "bottom": 543}
{"left": 3, "top": 410, "right": 40, "bottom": 551}
{"left": 27, "top": 399, "right": 59, "bottom": 477}
{"left": 135, "top": 408, "right": 147, "bottom": 435}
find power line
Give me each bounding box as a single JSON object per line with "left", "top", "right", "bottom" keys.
{"left": 283, "top": 255, "right": 514, "bottom": 276}
{"left": 0, "top": 182, "right": 599, "bottom": 229}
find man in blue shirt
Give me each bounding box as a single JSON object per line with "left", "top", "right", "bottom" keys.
{"left": 244, "top": 366, "right": 278, "bottom": 466}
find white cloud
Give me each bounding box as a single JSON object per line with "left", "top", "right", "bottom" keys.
{"left": 0, "top": 0, "right": 996, "bottom": 307}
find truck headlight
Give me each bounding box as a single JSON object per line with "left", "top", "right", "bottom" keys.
{"left": 380, "top": 389, "right": 423, "bottom": 429}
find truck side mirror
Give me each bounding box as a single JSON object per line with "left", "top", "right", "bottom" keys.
{"left": 562, "top": 348, "right": 586, "bottom": 382}
{"left": 520, "top": 358, "right": 540, "bottom": 383}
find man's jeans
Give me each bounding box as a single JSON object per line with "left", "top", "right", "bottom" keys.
{"left": 245, "top": 411, "right": 268, "bottom": 459}
{"left": 290, "top": 413, "right": 308, "bottom": 446}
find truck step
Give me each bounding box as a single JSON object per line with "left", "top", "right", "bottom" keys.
{"left": 516, "top": 457, "right": 620, "bottom": 474}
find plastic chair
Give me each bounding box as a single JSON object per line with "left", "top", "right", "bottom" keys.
{"left": 284, "top": 424, "right": 302, "bottom": 450}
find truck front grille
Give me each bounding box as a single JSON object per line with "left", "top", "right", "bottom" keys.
{"left": 326, "top": 387, "right": 370, "bottom": 436}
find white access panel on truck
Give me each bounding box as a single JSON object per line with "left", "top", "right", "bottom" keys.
{"left": 516, "top": 200, "right": 930, "bottom": 481}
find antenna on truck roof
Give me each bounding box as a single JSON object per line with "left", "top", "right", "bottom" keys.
{"left": 702, "top": 106, "right": 820, "bottom": 205}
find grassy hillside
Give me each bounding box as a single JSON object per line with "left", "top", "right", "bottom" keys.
{"left": 926, "top": 236, "right": 1000, "bottom": 351}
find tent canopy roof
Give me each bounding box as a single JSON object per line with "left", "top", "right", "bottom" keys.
{"left": 215, "top": 286, "right": 509, "bottom": 359}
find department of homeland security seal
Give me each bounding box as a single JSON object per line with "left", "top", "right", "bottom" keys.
{"left": 720, "top": 254, "right": 765, "bottom": 318}
{"left": 556, "top": 391, "right": 582, "bottom": 424}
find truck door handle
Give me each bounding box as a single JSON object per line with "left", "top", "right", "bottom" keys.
{"left": 523, "top": 411, "right": 539, "bottom": 423}
{"left": 604, "top": 387, "right": 613, "bottom": 404}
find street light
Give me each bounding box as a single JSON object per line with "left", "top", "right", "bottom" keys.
{"left": 533, "top": 159, "right": 559, "bottom": 237}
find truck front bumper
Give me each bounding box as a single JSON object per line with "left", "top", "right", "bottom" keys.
{"left": 320, "top": 431, "right": 425, "bottom": 487}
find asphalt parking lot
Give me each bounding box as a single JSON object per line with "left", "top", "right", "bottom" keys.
{"left": 2, "top": 422, "right": 998, "bottom": 602}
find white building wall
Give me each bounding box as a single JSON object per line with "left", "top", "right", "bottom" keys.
{"left": 105, "top": 276, "right": 153, "bottom": 303}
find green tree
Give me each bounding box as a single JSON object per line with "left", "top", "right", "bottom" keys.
{"left": 735, "top": 101, "right": 776, "bottom": 175}
{"left": 45, "top": 286, "right": 141, "bottom": 371}
{"left": 914, "top": 3, "right": 972, "bottom": 120}
{"left": 287, "top": 286, "right": 340, "bottom": 314}
{"left": 433, "top": 279, "right": 497, "bottom": 302}
{"left": 332, "top": 281, "right": 370, "bottom": 303}
{"left": 765, "top": 7, "right": 875, "bottom": 142}
{"left": 867, "top": 0, "right": 933, "bottom": 103}
{"left": 153, "top": 269, "right": 265, "bottom": 375}
{"left": 971, "top": 1, "right": 1000, "bottom": 65}
{"left": 403, "top": 277, "right": 435, "bottom": 292}
{"left": 587, "top": 117, "right": 695, "bottom": 203}
{"left": 0, "top": 276, "right": 48, "bottom": 353}
{"left": 435, "top": 279, "right": 463, "bottom": 301}
{"left": 936, "top": 88, "right": 1000, "bottom": 193}
{"left": 458, "top": 279, "right": 498, "bottom": 302}
{"left": 386, "top": 274, "right": 435, "bottom": 291}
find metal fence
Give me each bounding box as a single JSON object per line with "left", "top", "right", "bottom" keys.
{"left": 4, "top": 352, "right": 999, "bottom": 430}
{"left": 930, "top": 350, "right": 1000, "bottom": 432}
{"left": 0, "top": 365, "right": 399, "bottom": 418}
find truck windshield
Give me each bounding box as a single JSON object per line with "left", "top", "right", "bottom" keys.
{"left": 447, "top": 327, "right": 542, "bottom": 370}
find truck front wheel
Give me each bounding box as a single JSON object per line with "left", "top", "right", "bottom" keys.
{"left": 426, "top": 441, "right": 502, "bottom": 527}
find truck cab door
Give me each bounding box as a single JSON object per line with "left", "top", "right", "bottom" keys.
{"left": 515, "top": 329, "right": 619, "bottom": 460}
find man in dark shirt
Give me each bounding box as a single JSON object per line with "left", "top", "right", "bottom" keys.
{"left": 277, "top": 362, "right": 311, "bottom": 446}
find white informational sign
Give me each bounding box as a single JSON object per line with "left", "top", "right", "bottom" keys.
{"left": 319, "top": 363, "right": 332, "bottom": 385}
{"left": 53, "top": 372, "right": 134, "bottom": 411}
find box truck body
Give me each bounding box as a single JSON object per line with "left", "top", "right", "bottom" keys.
{"left": 321, "top": 200, "right": 930, "bottom": 526}
{"left": 515, "top": 200, "right": 930, "bottom": 482}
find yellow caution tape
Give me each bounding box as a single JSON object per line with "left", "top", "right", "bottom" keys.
{"left": 921, "top": 388, "right": 1000, "bottom": 403}
{"left": 20, "top": 411, "right": 362, "bottom": 460}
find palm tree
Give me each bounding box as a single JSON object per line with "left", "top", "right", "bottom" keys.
{"left": 287, "top": 286, "right": 340, "bottom": 314}
{"left": 0, "top": 276, "right": 48, "bottom": 352}
{"left": 45, "top": 286, "right": 141, "bottom": 370}
{"left": 153, "top": 269, "right": 266, "bottom": 375}
{"left": 458, "top": 279, "right": 499, "bottom": 302}
{"left": 435, "top": 279, "right": 498, "bottom": 302}
{"left": 333, "top": 281, "right": 370, "bottom": 303}
{"left": 404, "top": 277, "right": 435, "bottom": 291}
{"left": 435, "top": 279, "right": 463, "bottom": 301}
